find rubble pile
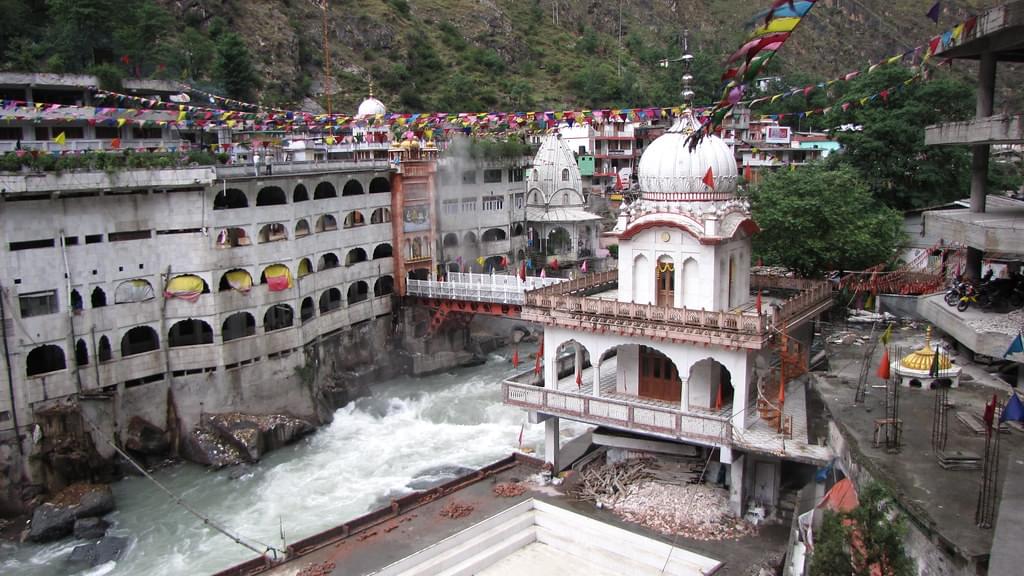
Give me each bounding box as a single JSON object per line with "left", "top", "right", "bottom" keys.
{"left": 614, "top": 481, "right": 756, "bottom": 541}
{"left": 492, "top": 482, "right": 527, "bottom": 497}
{"left": 570, "top": 459, "right": 653, "bottom": 504}
{"left": 438, "top": 500, "right": 474, "bottom": 519}
{"left": 963, "top": 307, "right": 1024, "bottom": 336}
{"left": 297, "top": 560, "right": 336, "bottom": 576}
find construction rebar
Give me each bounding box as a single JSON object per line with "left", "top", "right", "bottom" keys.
{"left": 931, "top": 383, "right": 948, "bottom": 452}
{"left": 975, "top": 400, "right": 1001, "bottom": 528}
{"left": 854, "top": 322, "right": 881, "bottom": 404}
{"left": 884, "top": 345, "right": 902, "bottom": 452}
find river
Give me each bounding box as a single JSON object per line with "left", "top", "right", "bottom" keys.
{"left": 2, "top": 351, "right": 583, "bottom": 575}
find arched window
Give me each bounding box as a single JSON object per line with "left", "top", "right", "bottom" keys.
{"left": 561, "top": 168, "right": 569, "bottom": 181}
{"left": 372, "top": 243, "right": 393, "bottom": 259}
{"left": 293, "top": 184, "right": 309, "bottom": 202}
{"left": 371, "top": 207, "right": 391, "bottom": 224}
{"left": 482, "top": 228, "right": 507, "bottom": 242}
{"left": 121, "top": 326, "right": 159, "bottom": 357}
{"left": 512, "top": 223, "right": 524, "bottom": 237}
{"left": 258, "top": 223, "right": 288, "bottom": 243}
{"left": 263, "top": 304, "right": 294, "bottom": 332}
{"left": 168, "top": 319, "right": 214, "bottom": 347}
{"left": 222, "top": 312, "right": 256, "bottom": 342}
{"left": 318, "top": 252, "right": 340, "bottom": 271}
{"left": 342, "top": 180, "right": 364, "bottom": 196}
{"left": 464, "top": 231, "right": 477, "bottom": 246}
{"left": 91, "top": 287, "right": 107, "bottom": 308}
{"left": 26, "top": 344, "right": 65, "bottom": 376}
{"left": 300, "top": 297, "right": 315, "bottom": 323}
{"left": 562, "top": 193, "right": 569, "bottom": 205}
{"left": 314, "top": 181, "right": 337, "bottom": 199}
{"left": 75, "top": 339, "right": 89, "bottom": 367}
{"left": 348, "top": 281, "right": 369, "bottom": 304}
{"left": 216, "top": 227, "right": 250, "bottom": 248}
{"left": 297, "top": 258, "right": 313, "bottom": 278}
{"left": 213, "top": 188, "right": 248, "bottom": 210}
{"left": 115, "top": 279, "right": 154, "bottom": 304}
{"left": 374, "top": 276, "right": 394, "bottom": 297}
{"left": 532, "top": 169, "right": 539, "bottom": 181}
{"left": 443, "top": 233, "right": 459, "bottom": 248}
{"left": 256, "top": 186, "right": 287, "bottom": 206}
{"left": 343, "top": 211, "right": 364, "bottom": 228}
{"left": 319, "top": 288, "right": 342, "bottom": 314}
{"left": 295, "top": 219, "right": 311, "bottom": 238}
{"left": 531, "top": 192, "right": 540, "bottom": 204}
{"left": 369, "top": 177, "right": 391, "bottom": 194}
{"left": 411, "top": 238, "right": 423, "bottom": 260}
{"left": 316, "top": 214, "right": 338, "bottom": 232}
{"left": 346, "top": 247, "right": 368, "bottom": 266}
{"left": 98, "top": 336, "right": 112, "bottom": 362}
{"left": 219, "top": 269, "right": 253, "bottom": 293}
{"left": 71, "top": 289, "right": 83, "bottom": 311}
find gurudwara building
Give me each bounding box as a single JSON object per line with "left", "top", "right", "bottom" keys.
{"left": 502, "top": 108, "right": 834, "bottom": 515}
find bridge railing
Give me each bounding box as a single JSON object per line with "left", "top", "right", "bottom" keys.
{"left": 406, "top": 273, "right": 565, "bottom": 304}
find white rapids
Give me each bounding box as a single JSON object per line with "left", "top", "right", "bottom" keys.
{"left": 2, "top": 352, "right": 584, "bottom": 576}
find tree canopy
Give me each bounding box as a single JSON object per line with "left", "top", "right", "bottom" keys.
{"left": 750, "top": 163, "right": 905, "bottom": 277}
{"left": 214, "top": 32, "right": 259, "bottom": 101}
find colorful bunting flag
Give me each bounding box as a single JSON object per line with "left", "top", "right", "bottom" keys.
{"left": 926, "top": 2, "right": 941, "bottom": 24}
{"left": 52, "top": 131, "right": 66, "bottom": 145}
{"left": 1004, "top": 331, "right": 1023, "bottom": 359}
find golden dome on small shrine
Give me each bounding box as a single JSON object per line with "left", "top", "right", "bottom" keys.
{"left": 899, "top": 327, "right": 952, "bottom": 372}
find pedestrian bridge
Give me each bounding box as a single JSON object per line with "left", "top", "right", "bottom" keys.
{"left": 406, "top": 272, "right": 565, "bottom": 305}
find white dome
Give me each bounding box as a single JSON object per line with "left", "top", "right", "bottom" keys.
{"left": 357, "top": 96, "right": 386, "bottom": 117}
{"left": 638, "top": 114, "right": 738, "bottom": 198}
{"left": 528, "top": 134, "right": 583, "bottom": 206}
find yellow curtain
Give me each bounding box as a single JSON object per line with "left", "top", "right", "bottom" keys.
{"left": 225, "top": 270, "right": 252, "bottom": 292}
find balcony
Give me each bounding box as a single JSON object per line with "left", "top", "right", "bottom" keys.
{"left": 214, "top": 159, "right": 390, "bottom": 179}
{"left": 925, "top": 114, "right": 1024, "bottom": 146}
{"left": 521, "top": 271, "right": 832, "bottom": 350}
{"left": 0, "top": 167, "right": 215, "bottom": 195}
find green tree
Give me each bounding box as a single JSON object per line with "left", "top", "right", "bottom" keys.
{"left": 809, "top": 511, "right": 852, "bottom": 576}
{"left": 825, "top": 66, "right": 974, "bottom": 210}
{"left": 214, "top": 32, "right": 259, "bottom": 100}
{"left": 847, "top": 483, "right": 914, "bottom": 576}
{"left": 750, "top": 163, "right": 905, "bottom": 277}
{"left": 113, "top": 0, "right": 173, "bottom": 78}
{"left": 44, "top": 0, "right": 116, "bottom": 71}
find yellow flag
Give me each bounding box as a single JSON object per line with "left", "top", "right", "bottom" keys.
{"left": 325, "top": 135, "right": 336, "bottom": 145}
{"left": 476, "top": 256, "right": 485, "bottom": 266}
{"left": 53, "top": 131, "right": 66, "bottom": 145}
{"left": 177, "top": 110, "right": 187, "bottom": 122}
{"left": 117, "top": 118, "right": 126, "bottom": 127}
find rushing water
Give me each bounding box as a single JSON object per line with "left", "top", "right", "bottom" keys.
{"left": 2, "top": 351, "right": 581, "bottom": 576}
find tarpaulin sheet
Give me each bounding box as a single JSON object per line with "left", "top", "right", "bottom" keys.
{"left": 164, "top": 274, "right": 205, "bottom": 302}
{"left": 263, "top": 264, "right": 293, "bottom": 291}
{"left": 224, "top": 270, "right": 253, "bottom": 293}
{"left": 114, "top": 279, "right": 154, "bottom": 304}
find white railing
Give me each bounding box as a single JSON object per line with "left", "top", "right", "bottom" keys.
{"left": 502, "top": 379, "right": 732, "bottom": 446}
{"left": 406, "top": 272, "right": 564, "bottom": 304}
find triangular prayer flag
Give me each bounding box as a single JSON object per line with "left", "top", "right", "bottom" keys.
{"left": 1000, "top": 394, "right": 1024, "bottom": 423}
{"left": 52, "top": 132, "right": 66, "bottom": 145}
{"left": 512, "top": 345, "right": 520, "bottom": 368}
{"left": 881, "top": 323, "right": 892, "bottom": 346}
{"left": 983, "top": 394, "right": 996, "bottom": 434}
{"left": 926, "top": 2, "right": 941, "bottom": 23}
{"left": 877, "top": 348, "right": 891, "bottom": 380}
{"left": 581, "top": 260, "right": 588, "bottom": 274}
{"left": 110, "top": 138, "right": 121, "bottom": 150}
{"left": 540, "top": 268, "right": 547, "bottom": 279}
{"left": 1004, "top": 331, "right": 1023, "bottom": 358}
{"left": 702, "top": 166, "right": 715, "bottom": 190}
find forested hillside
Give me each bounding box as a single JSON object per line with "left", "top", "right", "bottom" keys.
{"left": 0, "top": 0, "right": 1010, "bottom": 112}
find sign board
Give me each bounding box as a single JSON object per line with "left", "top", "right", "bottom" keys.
{"left": 765, "top": 125, "right": 791, "bottom": 144}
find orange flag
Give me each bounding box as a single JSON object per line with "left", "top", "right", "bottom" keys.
{"left": 512, "top": 345, "right": 519, "bottom": 368}
{"left": 877, "top": 348, "right": 891, "bottom": 379}
{"left": 702, "top": 166, "right": 715, "bottom": 190}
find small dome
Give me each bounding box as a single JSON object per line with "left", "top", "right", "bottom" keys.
{"left": 899, "top": 329, "right": 953, "bottom": 372}
{"left": 357, "top": 96, "right": 386, "bottom": 117}
{"left": 637, "top": 113, "right": 737, "bottom": 198}
{"left": 528, "top": 134, "right": 582, "bottom": 205}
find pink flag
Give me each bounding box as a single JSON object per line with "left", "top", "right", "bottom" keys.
{"left": 581, "top": 260, "right": 588, "bottom": 274}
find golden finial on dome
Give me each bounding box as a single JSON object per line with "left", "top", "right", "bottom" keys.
{"left": 368, "top": 79, "right": 375, "bottom": 99}
{"left": 899, "top": 325, "right": 952, "bottom": 372}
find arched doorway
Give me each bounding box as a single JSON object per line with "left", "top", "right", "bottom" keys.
{"left": 638, "top": 346, "right": 681, "bottom": 402}
{"left": 656, "top": 256, "right": 674, "bottom": 307}
{"left": 688, "top": 358, "right": 733, "bottom": 410}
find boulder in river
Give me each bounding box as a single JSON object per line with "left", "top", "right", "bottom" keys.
{"left": 67, "top": 535, "right": 127, "bottom": 568}
{"left": 27, "top": 483, "right": 114, "bottom": 542}
{"left": 73, "top": 517, "right": 109, "bottom": 540}
{"left": 124, "top": 416, "right": 169, "bottom": 455}
{"left": 182, "top": 428, "right": 246, "bottom": 468}
{"left": 202, "top": 413, "right": 315, "bottom": 463}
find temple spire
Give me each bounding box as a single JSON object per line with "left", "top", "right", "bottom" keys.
{"left": 680, "top": 29, "right": 695, "bottom": 106}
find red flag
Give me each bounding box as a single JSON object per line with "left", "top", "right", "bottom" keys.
{"left": 743, "top": 163, "right": 752, "bottom": 182}
{"left": 576, "top": 370, "right": 582, "bottom": 389}
{"left": 877, "top": 348, "right": 891, "bottom": 379}
{"left": 519, "top": 260, "right": 526, "bottom": 282}
{"left": 702, "top": 167, "right": 715, "bottom": 190}
{"left": 715, "top": 381, "right": 723, "bottom": 410}
{"left": 551, "top": 258, "right": 559, "bottom": 270}
{"left": 110, "top": 138, "right": 121, "bottom": 150}
{"left": 983, "top": 394, "right": 996, "bottom": 436}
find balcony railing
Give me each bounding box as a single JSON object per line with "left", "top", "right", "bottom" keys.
{"left": 523, "top": 270, "right": 832, "bottom": 348}
{"left": 502, "top": 378, "right": 732, "bottom": 446}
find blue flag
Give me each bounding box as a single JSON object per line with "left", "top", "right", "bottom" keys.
{"left": 1005, "top": 331, "right": 1023, "bottom": 359}
{"left": 926, "top": 2, "right": 941, "bottom": 23}
{"left": 1000, "top": 394, "right": 1024, "bottom": 423}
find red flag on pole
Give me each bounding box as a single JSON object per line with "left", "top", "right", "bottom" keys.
{"left": 702, "top": 167, "right": 715, "bottom": 190}
{"left": 512, "top": 344, "right": 519, "bottom": 368}
{"left": 576, "top": 369, "right": 582, "bottom": 389}
{"left": 877, "top": 348, "right": 891, "bottom": 379}
{"left": 983, "top": 394, "right": 996, "bottom": 436}
{"left": 519, "top": 260, "right": 526, "bottom": 282}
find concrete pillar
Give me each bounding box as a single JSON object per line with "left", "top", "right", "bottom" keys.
{"left": 544, "top": 334, "right": 558, "bottom": 389}
{"left": 592, "top": 358, "right": 601, "bottom": 397}
{"left": 574, "top": 345, "right": 583, "bottom": 388}
{"left": 545, "top": 416, "right": 560, "bottom": 470}
{"left": 729, "top": 453, "right": 746, "bottom": 517}
{"left": 732, "top": 361, "right": 749, "bottom": 432}
{"left": 680, "top": 377, "right": 690, "bottom": 412}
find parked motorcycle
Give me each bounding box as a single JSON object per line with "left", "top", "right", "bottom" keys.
{"left": 957, "top": 283, "right": 993, "bottom": 311}
{"left": 945, "top": 277, "right": 969, "bottom": 307}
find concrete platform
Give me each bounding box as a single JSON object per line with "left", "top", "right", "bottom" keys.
{"left": 917, "top": 293, "right": 1019, "bottom": 359}
{"left": 925, "top": 114, "right": 1024, "bottom": 146}
{"left": 922, "top": 200, "right": 1024, "bottom": 256}
{"left": 813, "top": 323, "right": 1024, "bottom": 567}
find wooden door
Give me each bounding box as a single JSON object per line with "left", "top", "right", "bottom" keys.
{"left": 638, "top": 346, "right": 681, "bottom": 402}
{"left": 656, "top": 262, "right": 674, "bottom": 307}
